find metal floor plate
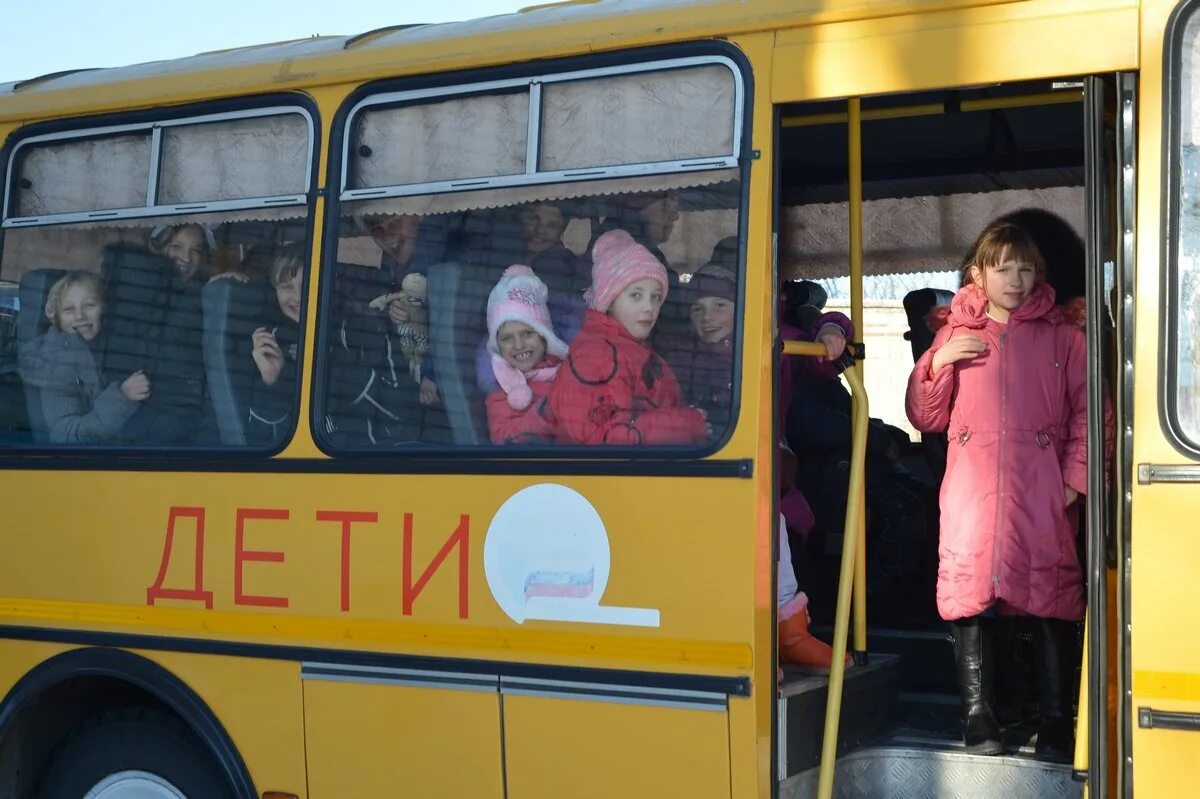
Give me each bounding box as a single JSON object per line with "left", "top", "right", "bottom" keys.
{"left": 779, "top": 745, "right": 1083, "bottom": 799}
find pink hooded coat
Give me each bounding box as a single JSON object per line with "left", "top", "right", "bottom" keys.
{"left": 906, "top": 282, "right": 1087, "bottom": 622}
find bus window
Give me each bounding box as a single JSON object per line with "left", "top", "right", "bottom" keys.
{"left": 1173, "top": 8, "right": 1200, "bottom": 446}
{"left": 318, "top": 58, "right": 746, "bottom": 452}
{"left": 0, "top": 105, "right": 314, "bottom": 450}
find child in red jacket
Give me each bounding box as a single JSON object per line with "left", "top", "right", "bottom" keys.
{"left": 485, "top": 265, "right": 569, "bottom": 445}
{"left": 550, "top": 229, "right": 708, "bottom": 445}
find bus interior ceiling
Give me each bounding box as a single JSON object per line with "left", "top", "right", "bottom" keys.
{"left": 775, "top": 78, "right": 1090, "bottom": 796}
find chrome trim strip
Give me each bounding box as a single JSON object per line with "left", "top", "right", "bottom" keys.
{"left": 301, "top": 661, "right": 499, "bottom": 692}
{"left": 500, "top": 675, "right": 728, "bottom": 710}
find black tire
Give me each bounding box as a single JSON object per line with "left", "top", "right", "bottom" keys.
{"left": 36, "top": 707, "right": 234, "bottom": 799}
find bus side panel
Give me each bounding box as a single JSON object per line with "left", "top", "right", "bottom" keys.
{"left": 302, "top": 679, "right": 504, "bottom": 797}
{"left": 502, "top": 693, "right": 731, "bottom": 799}
{"left": 143, "top": 650, "right": 308, "bottom": 797}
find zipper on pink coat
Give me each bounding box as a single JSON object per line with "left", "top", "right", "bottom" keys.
{"left": 992, "top": 324, "right": 1008, "bottom": 602}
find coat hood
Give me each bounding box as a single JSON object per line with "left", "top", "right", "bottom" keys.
{"left": 948, "top": 282, "right": 1060, "bottom": 328}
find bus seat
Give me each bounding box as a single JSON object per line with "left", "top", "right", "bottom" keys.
{"left": 16, "top": 268, "right": 67, "bottom": 442}
{"left": 901, "top": 287, "right": 954, "bottom": 485}
{"left": 99, "top": 243, "right": 173, "bottom": 379}
{"left": 902, "top": 287, "right": 954, "bottom": 363}
{"left": 426, "top": 260, "right": 490, "bottom": 446}
{"left": 201, "top": 278, "right": 269, "bottom": 446}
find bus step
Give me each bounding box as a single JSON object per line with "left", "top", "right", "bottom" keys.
{"left": 813, "top": 624, "right": 956, "bottom": 695}
{"left": 778, "top": 742, "right": 1083, "bottom": 798}
{"left": 777, "top": 653, "right": 900, "bottom": 780}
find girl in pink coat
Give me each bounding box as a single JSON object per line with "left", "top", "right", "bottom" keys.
{"left": 906, "top": 221, "right": 1087, "bottom": 762}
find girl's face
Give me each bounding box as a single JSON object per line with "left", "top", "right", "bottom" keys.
{"left": 522, "top": 205, "right": 565, "bottom": 256}
{"left": 974, "top": 247, "right": 1037, "bottom": 318}
{"left": 275, "top": 271, "right": 304, "bottom": 324}
{"left": 689, "top": 296, "right": 736, "bottom": 344}
{"left": 164, "top": 226, "right": 206, "bottom": 280}
{"left": 55, "top": 284, "right": 103, "bottom": 341}
{"left": 497, "top": 321, "right": 547, "bottom": 373}
{"left": 608, "top": 278, "right": 664, "bottom": 341}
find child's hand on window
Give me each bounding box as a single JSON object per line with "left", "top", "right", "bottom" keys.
{"left": 121, "top": 370, "right": 151, "bottom": 402}
{"left": 251, "top": 327, "right": 284, "bottom": 386}
{"left": 815, "top": 323, "right": 847, "bottom": 362}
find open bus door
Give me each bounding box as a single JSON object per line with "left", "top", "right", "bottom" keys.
{"left": 1127, "top": 1, "right": 1200, "bottom": 797}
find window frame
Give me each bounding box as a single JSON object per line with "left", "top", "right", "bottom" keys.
{"left": 339, "top": 55, "right": 745, "bottom": 204}
{"left": 315, "top": 42, "right": 754, "bottom": 461}
{"left": 0, "top": 92, "right": 321, "bottom": 461}
{"left": 3, "top": 105, "right": 316, "bottom": 228}
{"left": 1162, "top": 0, "right": 1200, "bottom": 459}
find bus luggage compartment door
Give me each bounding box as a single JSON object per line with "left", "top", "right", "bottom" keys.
{"left": 500, "top": 677, "right": 732, "bottom": 799}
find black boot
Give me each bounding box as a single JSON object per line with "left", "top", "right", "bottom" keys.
{"left": 1033, "top": 618, "right": 1078, "bottom": 763}
{"left": 950, "top": 617, "right": 1003, "bottom": 755}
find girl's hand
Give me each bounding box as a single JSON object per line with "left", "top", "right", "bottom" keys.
{"left": 121, "top": 370, "right": 151, "bottom": 401}
{"left": 931, "top": 334, "right": 988, "bottom": 374}
{"left": 815, "top": 323, "right": 847, "bottom": 362}
{"left": 419, "top": 377, "right": 442, "bottom": 407}
{"left": 251, "top": 327, "right": 284, "bottom": 386}
{"left": 1064, "top": 485, "right": 1080, "bottom": 507}
{"left": 388, "top": 297, "right": 412, "bottom": 325}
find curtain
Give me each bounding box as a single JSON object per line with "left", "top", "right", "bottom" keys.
{"left": 351, "top": 91, "right": 529, "bottom": 189}
{"left": 540, "top": 64, "right": 735, "bottom": 171}
{"left": 15, "top": 133, "right": 150, "bottom": 216}
{"left": 158, "top": 114, "right": 309, "bottom": 203}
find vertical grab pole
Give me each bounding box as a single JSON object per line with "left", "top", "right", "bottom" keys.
{"left": 848, "top": 97, "right": 868, "bottom": 657}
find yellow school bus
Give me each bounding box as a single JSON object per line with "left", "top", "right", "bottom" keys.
{"left": 0, "top": 0, "right": 1196, "bottom": 796}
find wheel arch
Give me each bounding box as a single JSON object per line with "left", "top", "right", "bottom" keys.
{"left": 0, "top": 647, "right": 256, "bottom": 799}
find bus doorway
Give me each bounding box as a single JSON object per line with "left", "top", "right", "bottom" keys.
{"left": 773, "top": 76, "right": 1120, "bottom": 798}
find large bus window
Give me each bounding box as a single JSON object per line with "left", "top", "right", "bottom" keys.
{"left": 0, "top": 107, "right": 314, "bottom": 450}
{"left": 319, "top": 58, "right": 745, "bottom": 452}
{"left": 1173, "top": 9, "right": 1200, "bottom": 447}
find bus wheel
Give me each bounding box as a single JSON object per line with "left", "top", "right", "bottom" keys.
{"left": 36, "top": 708, "right": 234, "bottom": 799}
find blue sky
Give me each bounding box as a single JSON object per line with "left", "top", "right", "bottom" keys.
{"left": 0, "top": 0, "right": 529, "bottom": 83}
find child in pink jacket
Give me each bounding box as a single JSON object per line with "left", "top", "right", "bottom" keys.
{"left": 906, "top": 221, "right": 1087, "bottom": 763}
{"left": 550, "top": 229, "right": 707, "bottom": 446}
{"left": 484, "top": 265, "right": 569, "bottom": 445}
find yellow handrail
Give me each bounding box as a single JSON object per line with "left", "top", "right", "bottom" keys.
{"left": 848, "top": 97, "right": 868, "bottom": 658}
{"left": 1075, "top": 612, "right": 1091, "bottom": 793}
{"left": 780, "top": 340, "right": 870, "bottom": 799}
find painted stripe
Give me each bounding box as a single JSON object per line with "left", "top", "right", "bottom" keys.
{"left": 0, "top": 623, "right": 750, "bottom": 698}
{"left": 1133, "top": 670, "right": 1200, "bottom": 701}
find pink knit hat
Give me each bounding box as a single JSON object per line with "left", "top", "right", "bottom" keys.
{"left": 585, "top": 229, "right": 669, "bottom": 312}
{"left": 487, "top": 265, "right": 568, "bottom": 410}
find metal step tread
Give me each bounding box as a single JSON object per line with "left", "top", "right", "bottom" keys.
{"left": 780, "top": 740, "right": 1082, "bottom": 799}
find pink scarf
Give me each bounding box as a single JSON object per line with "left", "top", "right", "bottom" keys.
{"left": 492, "top": 354, "right": 561, "bottom": 410}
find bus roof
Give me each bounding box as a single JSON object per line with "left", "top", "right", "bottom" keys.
{"left": 0, "top": 0, "right": 1028, "bottom": 121}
